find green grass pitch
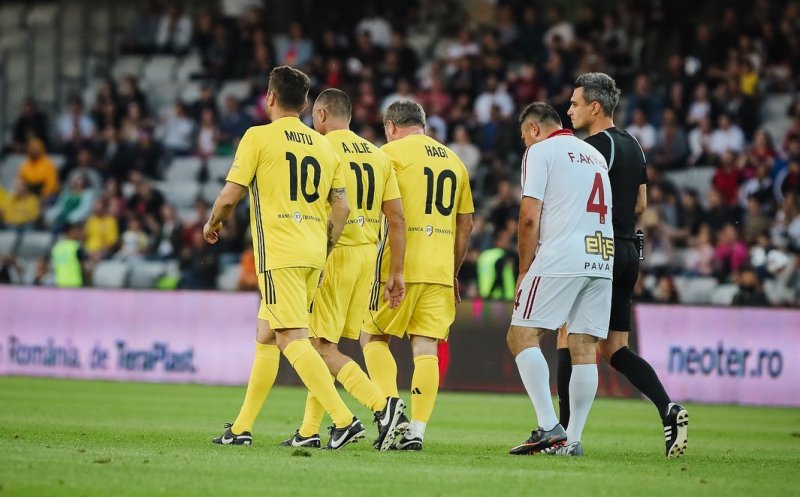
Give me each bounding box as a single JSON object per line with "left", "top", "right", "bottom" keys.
{"left": 0, "top": 377, "right": 798, "bottom": 497}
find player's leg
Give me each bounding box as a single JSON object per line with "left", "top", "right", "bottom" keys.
{"left": 555, "top": 325, "right": 571, "bottom": 428}
{"left": 213, "top": 316, "right": 279, "bottom": 445}
{"left": 360, "top": 333, "right": 398, "bottom": 398}
{"left": 269, "top": 268, "right": 364, "bottom": 449}
{"left": 507, "top": 275, "right": 578, "bottom": 455}
{"left": 599, "top": 242, "right": 688, "bottom": 457}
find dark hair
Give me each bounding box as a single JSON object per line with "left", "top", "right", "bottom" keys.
{"left": 315, "top": 88, "right": 352, "bottom": 120}
{"left": 574, "top": 72, "right": 621, "bottom": 116}
{"left": 268, "top": 66, "right": 311, "bottom": 112}
{"left": 518, "top": 102, "right": 562, "bottom": 127}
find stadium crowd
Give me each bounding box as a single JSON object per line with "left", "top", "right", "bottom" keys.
{"left": 1, "top": 0, "right": 799, "bottom": 307}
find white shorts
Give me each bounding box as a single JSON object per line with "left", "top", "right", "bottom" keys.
{"left": 511, "top": 274, "right": 612, "bottom": 338}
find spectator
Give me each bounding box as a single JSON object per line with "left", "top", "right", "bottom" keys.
{"left": 356, "top": 6, "right": 392, "bottom": 48}
{"left": 95, "top": 126, "right": 133, "bottom": 182}
{"left": 65, "top": 148, "right": 103, "bottom": 194}
{"left": 219, "top": 96, "right": 252, "bottom": 148}
{"left": 381, "top": 79, "right": 416, "bottom": 115}
{"left": 11, "top": 98, "right": 49, "bottom": 153}
{"left": 653, "top": 108, "right": 689, "bottom": 170}
{"left": 196, "top": 109, "right": 219, "bottom": 158}
{"left": 120, "top": 0, "right": 160, "bottom": 54}
{"left": 277, "top": 22, "right": 314, "bottom": 67}
{"left": 653, "top": 275, "right": 680, "bottom": 303}
{"left": 446, "top": 29, "right": 481, "bottom": 63}
{"left": 675, "top": 189, "right": 706, "bottom": 243}
{"left": 57, "top": 96, "right": 95, "bottom": 150}
{"left": 632, "top": 271, "right": 655, "bottom": 302}
{"left": 159, "top": 101, "right": 195, "bottom": 156}
{"left": 732, "top": 266, "right": 770, "bottom": 306}
{"left": 487, "top": 179, "right": 519, "bottom": 231}
{"left": 687, "top": 83, "right": 712, "bottom": 127}
{"left": 116, "top": 215, "right": 150, "bottom": 260}
{"left": 683, "top": 224, "right": 715, "bottom": 276}
{"left": 515, "top": 6, "right": 546, "bottom": 62}
{"left": 204, "top": 23, "right": 234, "bottom": 81}
{"left": 18, "top": 138, "right": 59, "bottom": 199}
{"left": 84, "top": 199, "right": 119, "bottom": 261}
{"left": 739, "top": 163, "right": 774, "bottom": 211}
{"left": 191, "top": 86, "right": 219, "bottom": 121}
{"left": 712, "top": 151, "right": 742, "bottom": 206}
{"left": 448, "top": 125, "right": 480, "bottom": 177}
{"left": 1, "top": 180, "right": 40, "bottom": 231}
{"left": 102, "top": 178, "right": 127, "bottom": 220}
{"left": 706, "top": 187, "right": 739, "bottom": 234}
{"left": 45, "top": 174, "right": 95, "bottom": 232}
{"left": 389, "top": 30, "right": 419, "bottom": 81}
{"left": 626, "top": 74, "right": 663, "bottom": 128}
{"left": 626, "top": 108, "right": 657, "bottom": 156}
{"left": 51, "top": 223, "right": 87, "bottom": 288}
{"left": 688, "top": 116, "right": 715, "bottom": 165}
{"left": 714, "top": 223, "right": 749, "bottom": 279}
{"left": 474, "top": 75, "right": 514, "bottom": 124}
{"left": 772, "top": 192, "right": 800, "bottom": 251}
{"left": 127, "top": 179, "right": 165, "bottom": 222}
{"left": 238, "top": 247, "right": 258, "bottom": 291}
{"left": 117, "top": 76, "right": 149, "bottom": 118}
{"left": 180, "top": 230, "right": 219, "bottom": 289}
{"left": 130, "top": 130, "right": 163, "bottom": 180}
{"left": 155, "top": 2, "right": 193, "bottom": 55}
{"left": 150, "top": 204, "right": 183, "bottom": 260}
{"left": 710, "top": 114, "right": 745, "bottom": 156}
{"left": 543, "top": 6, "right": 575, "bottom": 48}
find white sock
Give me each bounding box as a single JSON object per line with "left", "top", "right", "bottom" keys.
{"left": 566, "top": 364, "right": 598, "bottom": 443}
{"left": 408, "top": 420, "right": 427, "bottom": 440}
{"left": 515, "top": 347, "right": 558, "bottom": 431}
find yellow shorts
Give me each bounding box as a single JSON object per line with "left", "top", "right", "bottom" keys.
{"left": 363, "top": 282, "right": 455, "bottom": 340}
{"left": 309, "top": 244, "right": 376, "bottom": 343}
{"left": 257, "top": 267, "right": 321, "bottom": 330}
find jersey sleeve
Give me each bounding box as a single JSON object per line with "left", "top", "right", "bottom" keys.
{"left": 226, "top": 128, "right": 258, "bottom": 186}
{"left": 521, "top": 146, "right": 548, "bottom": 200}
{"left": 382, "top": 162, "right": 401, "bottom": 201}
{"left": 456, "top": 161, "right": 475, "bottom": 214}
{"left": 585, "top": 132, "right": 612, "bottom": 166}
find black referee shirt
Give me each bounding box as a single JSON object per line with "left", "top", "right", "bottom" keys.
{"left": 585, "top": 128, "right": 648, "bottom": 240}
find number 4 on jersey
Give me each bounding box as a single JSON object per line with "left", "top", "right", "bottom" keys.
{"left": 586, "top": 172, "right": 607, "bottom": 224}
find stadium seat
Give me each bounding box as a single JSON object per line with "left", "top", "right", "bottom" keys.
{"left": 50, "top": 154, "right": 66, "bottom": 170}
{"left": 0, "top": 4, "right": 25, "bottom": 32}
{"left": 162, "top": 182, "right": 200, "bottom": 208}
{"left": 216, "top": 265, "right": 241, "bottom": 291}
{"left": 111, "top": 55, "right": 146, "bottom": 80}
{"left": 16, "top": 231, "right": 53, "bottom": 259}
{"left": 128, "top": 261, "right": 167, "bottom": 289}
{"left": 201, "top": 182, "right": 222, "bottom": 204}
{"left": 143, "top": 56, "right": 178, "bottom": 82}
{"left": 0, "top": 154, "right": 26, "bottom": 189}
{"left": 217, "top": 80, "right": 251, "bottom": 108}
{"left": 93, "top": 260, "right": 130, "bottom": 288}
{"left": 710, "top": 284, "right": 739, "bottom": 306}
{"left": 678, "top": 277, "right": 718, "bottom": 305}
{"left": 25, "top": 4, "right": 59, "bottom": 26}
{"left": 164, "top": 156, "right": 202, "bottom": 182}
{"left": 176, "top": 54, "right": 203, "bottom": 82}
{"left": 0, "top": 231, "right": 19, "bottom": 256}
{"left": 664, "top": 167, "right": 715, "bottom": 206}
{"left": 179, "top": 81, "right": 203, "bottom": 103}
{"left": 207, "top": 156, "right": 233, "bottom": 182}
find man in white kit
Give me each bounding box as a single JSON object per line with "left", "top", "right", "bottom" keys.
{"left": 506, "top": 102, "right": 614, "bottom": 457}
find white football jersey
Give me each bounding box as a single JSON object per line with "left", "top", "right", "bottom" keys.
{"left": 521, "top": 129, "right": 615, "bottom": 278}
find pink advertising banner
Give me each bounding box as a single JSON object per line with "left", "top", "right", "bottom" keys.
{"left": 0, "top": 286, "right": 261, "bottom": 385}
{"left": 635, "top": 304, "right": 800, "bottom": 407}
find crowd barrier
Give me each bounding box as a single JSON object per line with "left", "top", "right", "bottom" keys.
{"left": 1, "top": 287, "right": 797, "bottom": 407}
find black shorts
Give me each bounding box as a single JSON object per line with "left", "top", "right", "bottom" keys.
{"left": 610, "top": 240, "right": 639, "bottom": 331}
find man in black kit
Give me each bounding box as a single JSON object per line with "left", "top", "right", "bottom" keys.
{"left": 557, "top": 72, "right": 689, "bottom": 458}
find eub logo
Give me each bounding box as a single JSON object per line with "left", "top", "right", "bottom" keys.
{"left": 425, "top": 225, "right": 433, "bottom": 237}
{"left": 294, "top": 212, "right": 302, "bottom": 223}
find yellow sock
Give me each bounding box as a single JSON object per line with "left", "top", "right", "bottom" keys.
{"left": 231, "top": 342, "right": 280, "bottom": 434}
{"left": 363, "top": 341, "right": 399, "bottom": 398}
{"left": 337, "top": 360, "right": 387, "bottom": 412}
{"left": 298, "top": 390, "right": 326, "bottom": 438}
{"left": 283, "top": 339, "right": 353, "bottom": 428}
{"left": 411, "top": 355, "right": 439, "bottom": 423}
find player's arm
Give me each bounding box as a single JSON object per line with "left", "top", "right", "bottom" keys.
{"left": 636, "top": 184, "right": 647, "bottom": 215}
{"left": 382, "top": 197, "right": 406, "bottom": 308}
{"left": 204, "top": 182, "right": 247, "bottom": 244}
{"left": 454, "top": 162, "right": 475, "bottom": 303}
{"left": 326, "top": 186, "right": 350, "bottom": 255}
{"left": 518, "top": 196, "right": 542, "bottom": 275}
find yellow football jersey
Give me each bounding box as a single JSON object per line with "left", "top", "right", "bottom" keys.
{"left": 324, "top": 129, "right": 400, "bottom": 247}
{"left": 226, "top": 116, "right": 346, "bottom": 272}
{"left": 379, "top": 134, "right": 474, "bottom": 286}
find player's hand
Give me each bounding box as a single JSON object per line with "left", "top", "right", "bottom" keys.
{"left": 384, "top": 272, "right": 405, "bottom": 309}
{"left": 203, "top": 221, "right": 222, "bottom": 244}
{"left": 454, "top": 277, "right": 462, "bottom": 304}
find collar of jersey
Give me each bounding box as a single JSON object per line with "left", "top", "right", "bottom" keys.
{"left": 546, "top": 129, "right": 574, "bottom": 139}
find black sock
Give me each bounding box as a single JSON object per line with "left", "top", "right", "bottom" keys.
{"left": 556, "top": 348, "right": 572, "bottom": 428}
{"left": 610, "top": 347, "right": 671, "bottom": 418}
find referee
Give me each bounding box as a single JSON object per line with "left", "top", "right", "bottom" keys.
{"left": 557, "top": 73, "right": 689, "bottom": 458}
